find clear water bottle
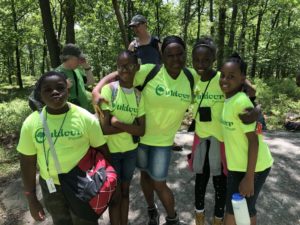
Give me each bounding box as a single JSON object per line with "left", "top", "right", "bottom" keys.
{"left": 231, "top": 193, "right": 251, "bottom": 225}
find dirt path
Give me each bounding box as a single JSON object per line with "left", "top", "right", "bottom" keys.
{"left": 0, "top": 131, "right": 299, "bottom": 225}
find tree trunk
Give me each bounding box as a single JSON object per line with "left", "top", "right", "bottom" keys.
{"left": 156, "top": 1, "right": 160, "bottom": 38}
{"left": 227, "top": 0, "right": 238, "bottom": 55}
{"left": 196, "top": 0, "right": 205, "bottom": 40}
{"left": 237, "top": 0, "right": 251, "bottom": 56}
{"left": 57, "top": 0, "right": 64, "bottom": 42}
{"left": 209, "top": 0, "right": 215, "bottom": 36}
{"left": 182, "top": 0, "right": 192, "bottom": 42}
{"left": 217, "top": 0, "right": 226, "bottom": 70}
{"left": 64, "top": 0, "right": 76, "bottom": 43}
{"left": 112, "top": 0, "right": 129, "bottom": 48}
{"left": 250, "top": 0, "right": 269, "bottom": 78}
{"left": 11, "top": 0, "right": 23, "bottom": 89}
{"left": 39, "top": 0, "right": 61, "bottom": 68}
{"left": 28, "top": 44, "right": 35, "bottom": 76}
{"left": 7, "top": 56, "right": 13, "bottom": 85}
{"left": 265, "top": 10, "right": 280, "bottom": 50}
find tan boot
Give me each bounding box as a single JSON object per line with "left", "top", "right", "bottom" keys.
{"left": 195, "top": 212, "right": 205, "bottom": 225}
{"left": 212, "top": 217, "right": 223, "bottom": 225}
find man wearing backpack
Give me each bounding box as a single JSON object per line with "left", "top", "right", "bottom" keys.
{"left": 128, "top": 14, "right": 161, "bottom": 65}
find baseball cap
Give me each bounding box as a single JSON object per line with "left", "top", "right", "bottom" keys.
{"left": 129, "top": 14, "right": 147, "bottom": 27}
{"left": 61, "top": 43, "right": 85, "bottom": 59}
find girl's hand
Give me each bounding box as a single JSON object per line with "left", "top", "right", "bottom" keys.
{"left": 239, "top": 175, "right": 254, "bottom": 198}
{"left": 239, "top": 107, "right": 259, "bottom": 124}
{"left": 28, "top": 196, "right": 45, "bottom": 221}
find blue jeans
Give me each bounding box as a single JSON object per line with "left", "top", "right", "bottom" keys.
{"left": 110, "top": 149, "right": 137, "bottom": 182}
{"left": 136, "top": 143, "right": 173, "bottom": 181}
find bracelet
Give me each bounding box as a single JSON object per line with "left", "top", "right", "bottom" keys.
{"left": 24, "top": 189, "right": 36, "bottom": 196}
{"left": 84, "top": 67, "right": 92, "bottom": 71}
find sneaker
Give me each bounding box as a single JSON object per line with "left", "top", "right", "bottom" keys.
{"left": 163, "top": 214, "right": 187, "bottom": 225}
{"left": 212, "top": 217, "right": 223, "bottom": 225}
{"left": 195, "top": 212, "right": 205, "bottom": 225}
{"left": 148, "top": 205, "right": 160, "bottom": 225}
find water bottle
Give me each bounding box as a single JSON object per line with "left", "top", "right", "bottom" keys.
{"left": 231, "top": 193, "right": 251, "bottom": 225}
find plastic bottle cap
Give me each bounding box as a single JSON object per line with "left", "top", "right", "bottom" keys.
{"left": 232, "top": 193, "right": 244, "bottom": 201}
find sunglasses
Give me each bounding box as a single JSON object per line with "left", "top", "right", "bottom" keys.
{"left": 117, "top": 64, "right": 136, "bottom": 72}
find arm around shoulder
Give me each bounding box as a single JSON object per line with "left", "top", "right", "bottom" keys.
{"left": 92, "top": 71, "right": 119, "bottom": 104}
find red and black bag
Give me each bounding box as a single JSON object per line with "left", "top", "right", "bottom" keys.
{"left": 59, "top": 148, "right": 117, "bottom": 221}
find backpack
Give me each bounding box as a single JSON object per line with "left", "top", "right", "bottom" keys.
{"left": 109, "top": 81, "right": 141, "bottom": 107}
{"left": 136, "top": 65, "right": 194, "bottom": 93}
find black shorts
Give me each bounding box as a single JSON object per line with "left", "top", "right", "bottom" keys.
{"left": 226, "top": 167, "right": 271, "bottom": 217}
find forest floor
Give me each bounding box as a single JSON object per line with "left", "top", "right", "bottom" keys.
{"left": 0, "top": 130, "right": 299, "bottom": 225}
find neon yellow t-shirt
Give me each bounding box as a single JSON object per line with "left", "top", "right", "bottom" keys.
{"left": 17, "top": 104, "right": 106, "bottom": 184}
{"left": 193, "top": 72, "right": 225, "bottom": 141}
{"left": 101, "top": 82, "right": 145, "bottom": 153}
{"left": 134, "top": 64, "right": 197, "bottom": 146}
{"left": 221, "top": 92, "right": 273, "bottom": 172}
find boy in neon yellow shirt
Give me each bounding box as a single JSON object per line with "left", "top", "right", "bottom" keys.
{"left": 99, "top": 51, "right": 145, "bottom": 225}
{"left": 220, "top": 53, "right": 273, "bottom": 225}
{"left": 17, "top": 71, "right": 109, "bottom": 225}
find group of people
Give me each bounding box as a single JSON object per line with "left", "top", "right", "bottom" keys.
{"left": 18, "top": 14, "right": 273, "bottom": 225}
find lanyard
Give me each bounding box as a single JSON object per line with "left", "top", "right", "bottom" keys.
{"left": 42, "top": 111, "right": 68, "bottom": 174}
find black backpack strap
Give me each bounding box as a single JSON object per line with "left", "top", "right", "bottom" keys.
{"left": 72, "top": 70, "right": 79, "bottom": 97}
{"left": 182, "top": 67, "right": 194, "bottom": 92}
{"left": 136, "top": 64, "right": 161, "bottom": 91}
{"left": 151, "top": 36, "right": 160, "bottom": 51}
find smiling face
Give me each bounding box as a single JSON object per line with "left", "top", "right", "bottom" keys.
{"left": 192, "top": 46, "right": 215, "bottom": 77}
{"left": 162, "top": 43, "right": 186, "bottom": 77}
{"left": 117, "top": 53, "right": 139, "bottom": 87}
{"left": 40, "top": 75, "right": 69, "bottom": 112}
{"left": 220, "top": 62, "right": 246, "bottom": 98}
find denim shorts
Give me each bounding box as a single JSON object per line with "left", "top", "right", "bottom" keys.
{"left": 110, "top": 148, "right": 137, "bottom": 182}
{"left": 226, "top": 167, "right": 271, "bottom": 217}
{"left": 136, "top": 143, "right": 173, "bottom": 181}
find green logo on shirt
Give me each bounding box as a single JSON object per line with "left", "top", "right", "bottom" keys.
{"left": 196, "top": 93, "right": 224, "bottom": 101}
{"left": 221, "top": 119, "right": 235, "bottom": 130}
{"left": 34, "top": 127, "right": 83, "bottom": 143}
{"left": 35, "top": 128, "right": 45, "bottom": 144}
{"left": 155, "top": 84, "right": 190, "bottom": 101}
{"left": 114, "top": 103, "right": 138, "bottom": 114}
{"left": 156, "top": 84, "right": 165, "bottom": 96}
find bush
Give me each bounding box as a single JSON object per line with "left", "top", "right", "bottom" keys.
{"left": 0, "top": 98, "right": 31, "bottom": 137}
{"left": 254, "top": 78, "right": 300, "bottom": 129}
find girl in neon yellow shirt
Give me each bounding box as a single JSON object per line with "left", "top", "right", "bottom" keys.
{"left": 219, "top": 53, "right": 273, "bottom": 225}
{"left": 92, "top": 36, "right": 195, "bottom": 225}
{"left": 191, "top": 37, "right": 259, "bottom": 225}
{"left": 99, "top": 51, "right": 145, "bottom": 225}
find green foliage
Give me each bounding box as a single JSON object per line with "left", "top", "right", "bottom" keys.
{"left": 255, "top": 78, "right": 300, "bottom": 129}
{"left": 0, "top": 99, "right": 31, "bottom": 137}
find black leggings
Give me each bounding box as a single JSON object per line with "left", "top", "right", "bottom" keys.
{"left": 194, "top": 140, "right": 227, "bottom": 218}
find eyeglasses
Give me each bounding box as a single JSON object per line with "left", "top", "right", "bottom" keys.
{"left": 117, "top": 64, "right": 136, "bottom": 72}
